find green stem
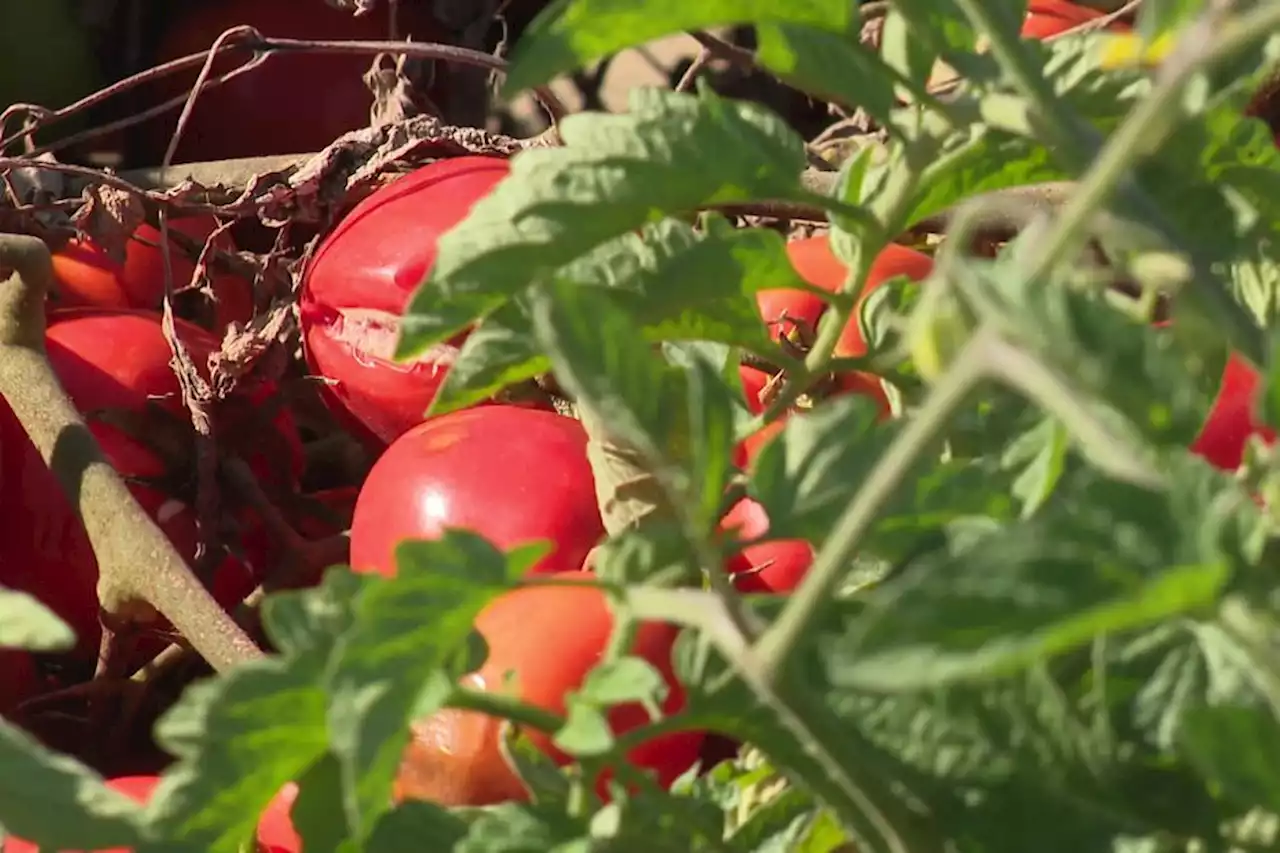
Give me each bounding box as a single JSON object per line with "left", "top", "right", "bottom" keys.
{"left": 982, "top": 335, "right": 1166, "bottom": 489}
{"left": 1017, "top": 3, "right": 1278, "bottom": 365}
{"left": 624, "top": 587, "right": 942, "bottom": 853}
{"left": 753, "top": 326, "right": 991, "bottom": 678}
{"left": 951, "top": 0, "right": 1097, "bottom": 169}
{"left": 447, "top": 686, "right": 564, "bottom": 733}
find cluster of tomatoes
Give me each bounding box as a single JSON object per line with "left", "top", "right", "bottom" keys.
{"left": 2, "top": 2, "right": 1276, "bottom": 851}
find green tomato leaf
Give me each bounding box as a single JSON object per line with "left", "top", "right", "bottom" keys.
{"left": 366, "top": 801, "right": 469, "bottom": 853}
{"left": 287, "top": 753, "right": 350, "bottom": 853}
{"left": 145, "top": 568, "right": 366, "bottom": 853}
{"left": 755, "top": 24, "right": 899, "bottom": 125}
{"left": 397, "top": 86, "right": 808, "bottom": 358}
{"left": 502, "top": 0, "right": 852, "bottom": 96}
{"left": 457, "top": 801, "right": 588, "bottom": 853}
{"left": 430, "top": 300, "right": 550, "bottom": 417}
{"left": 326, "top": 532, "right": 534, "bottom": 841}
{"left": 553, "top": 700, "right": 615, "bottom": 757}
{"left": 0, "top": 722, "right": 146, "bottom": 850}
{"left": 529, "top": 278, "right": 675, "bottom": 468}
{"left": 1179, "top": 705, "right": 1280, "bottom": 812}
{"left": 823, "top": 461, "right": 1255, "bottom": 692}
{"left": 577, "top": 657, "right": 670, "bottom": 708}
{"left": 0, "top": 585, "right": 74, "bottom": 651}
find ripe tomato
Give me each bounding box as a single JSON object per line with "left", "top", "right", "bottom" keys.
{"left": 0, "top": 308, "right": 300, "bottom": 658}
{"left": 133, "top": 0, "right": 447, "bottom": 164}
{"left": 49, "top": 217, "right": 252, "bottom": 331}
{"left": 2, "top": 775, "right": 299, "bottom": 852}
{"left": 0, "top": 651, "right": 37, "bottom": 717}
{"left": 394, "top": 576, "right": 704, "bottom": 806}
{"left": 1191, "top": 352, "right": 1277, "bottom": 470}
{"left": 757, "top": 237, "right": 933, "bottom": 358}
{"left": 300, "top": 156, "right": 514, "bottom": 447}
{"left": 349, "top": 406, "right": 603, "bottom": 578}
{"left": 1022, "top": 0, "right": 1131, "bottom": 39}
{"left": 720, "top": 497, "right": 814, "bottom": 594}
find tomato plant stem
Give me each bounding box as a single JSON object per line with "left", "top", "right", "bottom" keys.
{"left": 754, "top": 326, "right": 991, "bottom": 679}
{"left": 1017, "top": 3, "right": 1276, "bottom": 368}
{"left": 448, "top": 686, "right": 564, "bottom": 734}
{"left": 0, "top": 234, "right": 263, "bottom": 673}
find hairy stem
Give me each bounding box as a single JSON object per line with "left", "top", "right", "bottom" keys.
{"left": 754, "top": 326, "right": 992, "bottom": 678}
{"left": 0, "top": 234, "right": 263, "bottom": 672}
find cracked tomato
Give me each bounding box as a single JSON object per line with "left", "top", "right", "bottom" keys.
{"left": 300, "top": 156, "right": 518, "bottom": 448}
{"left": 349, "top": 406, "right": 603, "bottom": 579}
{"left": 394, "top": 576, "right": 704, "bottom": 806}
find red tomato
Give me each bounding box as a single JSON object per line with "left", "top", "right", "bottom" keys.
{"left": 721, "top": 498, "right": 813, "bottom": 594}
{"left": 50, "top": 217, "right": 252, "bottom": 331}
{"left": 349, "top": 406, "right": 603, "bottom": 578}
{"left": 1191, "top": 352, "right": 1277, "bottom": 470}
{"left": 1021, "top": 0, "right": 1131, "bottom": 39}
{"left": 394, "top": 577, "right": 704, "bottom": 806}
{"left": 255, "top": 783, "right": 302, "bottom": 853}
{"left": 300, "top": 156, "right": 515, "bottom": 448}
{"left": 756, "top": 237, "right": 933, "bottom": 358}
{"left": 0, "top": 651, "right": 37, "bottom": 717}
{"left": 2, "top": 776, "right": 300, "bottom": 852}
{"left": 133, "top": 0, "right": 447, "bottom": 164}
{"left": 0, "top": 309, "right": 300, "bottom": 658}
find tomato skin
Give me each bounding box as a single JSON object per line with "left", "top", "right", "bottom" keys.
{"left": 757, "top": 237, "right": 933, "bottom": 358}
{"left": 0, "top": 309, "right": 300, "bottom": 657}
{"left": 349, "top": 406, "right": 603, "bottom": 579}
{"left": 721, "top": 498, "right": 814, "bottom": 593}
{"left": 394, "top": 577, "right": 704, "bottom": 806}
{"left": 300, "top": 156, "right": 515, "bottom": 448}
{"left": 0, "top": 651, "right": 37, "bottom": 717}
{"left": 50, "top": 217, "right": 251, "bottom": 331}
{"left": 1191, "top": 353, "right": 1277, "bottom": 470}
{"left": 134, "top": 0, "right": 447, "bottom": 164}
{"left": 1021, "top": 0, "right": 1132, "bottom": 39}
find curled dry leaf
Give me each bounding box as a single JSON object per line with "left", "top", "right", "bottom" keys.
{"left": 365, "top": 52, "right": 437, "bottom": 129}
{"left": 323, "top": 0, "right": 379, "bottom": 15}
{"left": 208, "top": 302, "right": 296, "bottom": 398}
{"left": 70, "top": 184, "right": 146, "bottom": 266}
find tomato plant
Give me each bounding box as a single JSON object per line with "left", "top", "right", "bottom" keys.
{"left": 300, "top": 156, "right": 518, "bottom": 447}
{"left": 756, "top": 236, "right": 934, "bottom": 358}
{"left": 0, "top": 308, "right": 299, "bottom": 658}
{"left": 132, "top": 0, "right": 447, "bottom": 164}
{"left": 394, "top": 576, "right": 703, "bottom": 806}
{"left": 1, "top": 775, "right": 299, "bottom": 852}
{"left": 49, "top": 217, "right": 252, "bottom": 331}
{"left": 349, "top": 406, "right": 603, "bottom": 578}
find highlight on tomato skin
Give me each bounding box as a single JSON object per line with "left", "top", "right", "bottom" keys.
{"left": 348, "top": 406, "right": 604, "bottom": 580}
{"left": 299, "top": 156, "right": 527, "bottom": 448}
{"left": 393, "top": 576, "right": 705, "bottom": 808}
